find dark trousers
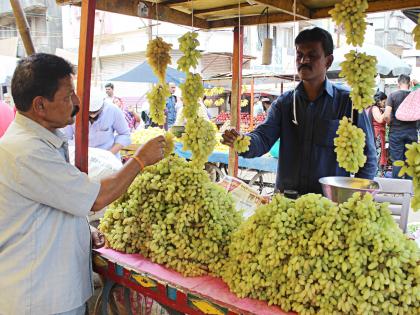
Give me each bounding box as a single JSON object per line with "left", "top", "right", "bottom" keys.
{"left": 389, "top": 128, "right": 417, "bottom": 178}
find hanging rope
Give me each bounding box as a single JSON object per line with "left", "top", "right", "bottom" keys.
{"left": 292, "top": 0, "right": 298, "bottom": 125}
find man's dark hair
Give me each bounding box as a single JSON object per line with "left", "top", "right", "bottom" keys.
{"left": 295, "top": 27, "right": 334, "bottom": 56}
{"left": 11, "top": 53, "right": 75, "bottom": 112}
{"left": 398, "top": 74, "right": 410, "bottom": 85}
{"left": 105, "top": 82, "right": 114, "bottom": 89}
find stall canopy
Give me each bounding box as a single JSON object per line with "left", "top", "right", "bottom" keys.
{"left": 110, "top": 61, "right": 186, "bottom": 85}
{"left": 56, "top": 1, "right": 420, "bottom": 29}
{"left": 330, "top": 44, "right": 412, "bottom": 78}
{"left": 0, "top": 55, "right": 18, "bottom": 85}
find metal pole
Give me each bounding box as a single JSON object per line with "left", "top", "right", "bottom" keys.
{"left": 75, "top": 0, "right": 96, "bottom": 173}
{"left": 9, "top": 0, "right": 35, "bottom": 55}
{"left": 250, "top": 77, "right": 254, "bottom": 130}
{"left": 228, "top": 26, "right": 243, "bottom": 177}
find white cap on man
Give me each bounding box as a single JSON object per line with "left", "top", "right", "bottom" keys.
{"left": 89, "top": 88, "right": 105, "bottom": 112}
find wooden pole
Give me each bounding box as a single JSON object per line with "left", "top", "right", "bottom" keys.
{"left": 250, "top": 77, "right": 254, "bottom": 130}
{"left": 228, "top": 26, "right": 243, "bottom": 177}
{"left": 75, "top": 0, "right": 96, "bottom": 173}
{"left": 10, "top": 0, "right": 35, "bottom": 55}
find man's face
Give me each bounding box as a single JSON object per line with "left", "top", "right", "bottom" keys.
{"left": 105, "top": 87, "right": 113, "bottom": 97}
{"left": 296, "top": 41, "right": 333, "bottom": 82}
{"left": 169, "top": 85, "right": 176, "bottom": 94}
{"left": 42, "top": 76, "right": 80, "bottom": 128}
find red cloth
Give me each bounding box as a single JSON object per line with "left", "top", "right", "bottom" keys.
{"left": 0, "top": 102, "right": 14, "bottom": 138}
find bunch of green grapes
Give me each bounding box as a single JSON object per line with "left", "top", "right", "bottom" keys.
{"left": 99, "top": 155, "right": 242, "bottom": 276}
{"left": 233, "top": 135, "right": 251, "bottom": 154}
{"left": 240, "top": 99, "right": 249, "bottom": 107}
{"left": 329, "top": 0, "right": 368, "bottom": 47}
{"left": 214, "top": 98, "right": 225, "bottom": 107}
{"left": 204, "top": 88, "right": 213, "bottom": 97}
{"left": 146, "top": 37, "right": 172, "bottom": 83}
{"left": 181, "top": 117, "right": 217, "bottom": 167}
{"left": 394, "top": 142, "right": 420, "bottom": 211}
{"left": 334, "top": 117, "right": 367, "bottom": 173}
{"left": 180, "top": 73, "right": 204, "bottom": 119}
{"left": 131, "top": 127, "right": 165, "bottom": 145}
{"left": 146, "top": 84, "right": 170, "bottom": 126}
{"left": 203, "top": 99, "right": 213, "bottom": 107}
{"left": 413, "top": 15, "right": 420, "bottom": 50}
{"left": 177, "top": 32, "right": 201, "bottom": 72}
{"left": 340, "top": 50, "right": 377, "bottom": 111}
{"left": 222, "top": 192, "right": 420, "bottom": 314}
{"left": 164, "top": 131, "right": 175, "bottom": 157}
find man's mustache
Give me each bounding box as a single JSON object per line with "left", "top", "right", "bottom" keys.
{"left": 298, "top": 65, "right": 312, "bottom": 71}
{"left": 71, "top": 105, "right": 80, "bottom": 117}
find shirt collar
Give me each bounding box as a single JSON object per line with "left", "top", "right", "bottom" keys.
{"left": 15, "top": 113, "right": 66, "bottom": 149}
{"left": 296, "top": 78, "right": 334, "bottom": 99}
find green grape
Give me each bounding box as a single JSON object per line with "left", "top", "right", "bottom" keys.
{"left": 339, "top": 50, "right": 377, "bottom": 112}
{"left": 214, "top": 98, "right": 225, "bottom": 107}
{"left": 240, "top": 99, "right": 249, "bottom": 107}
{"left": 164, "top": 131, "right": 175, "bottom": 157}
{"left": 329, "top": 0, "right": 368, "bottom": 47}
{"left": 177, "top": 32, "right": 201, "bottom": 72}
{"left": 394, "top": 142, "right": 420, "bottom": 211}
{"left": 131, "top": 127, "right": 166, "bottom": 145}
{"left": 180, "top": 73, "right": 204, "bottom": 120}
{"left": 413, "top": 15, "right": 420, "bottom": 50}
{"left": 146, "top": 84, "right": 170, "bottom": 126}
{"left": 203, "top": 99, "right": 213, "bottom": 107}
{"left": 146, "top": 37, "right": 172, "bottom": 83}
{"left": 233, "top": 135, "right": 251, "bottom": 153}
{"left": 222, "top": 192, "right": 420, "bottom": 314}
{"left": 181, "top": 117, "right": 217, "bottom": 167}
{"left": 99, "top": 155, "right": 242, "bottom": 277}
{"left": 334, "top": 117, "right": 366, "bottom": 173}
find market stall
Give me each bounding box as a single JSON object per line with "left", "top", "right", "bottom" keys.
{"left": 93, "top": 248, "right": 290, "bottom": 315}
{"left": 45, "top": 1, "right": 420, "bottom": 315}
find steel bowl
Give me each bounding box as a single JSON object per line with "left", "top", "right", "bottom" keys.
{"left": 319, "top": 176, "right": 381, "bottom": 203}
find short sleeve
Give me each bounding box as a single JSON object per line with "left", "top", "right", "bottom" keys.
{"left": 14, "top": 146, "right": 100, "bottom": 217}
{"left": 386, "top": 93, "right": 394, "bottom": 109}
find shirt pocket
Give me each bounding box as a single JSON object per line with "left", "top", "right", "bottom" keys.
{"left": 313, "top": 119, "right": 340, "bottom": 147}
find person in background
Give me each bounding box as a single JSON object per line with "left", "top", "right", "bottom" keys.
{"left": 369, "top": 91, "right": 388, "bottom": 176}
{"left": 261, "top": 97, "right": 272, "bottom": 112}
{"left": 0, "top": 98, "right": 14, "bottom": 137}
{"left": 165, "top": 82, "right": 177, "bottom": 129}
{"left": 384, "top": 74, "right": 417, "bottom": 178}
{"left": 253, "top": 97, "right": 264, "bottom": 116}
{"left": 63, "top": 89, "right": 131, "bottom": 156}
{"left": 222, "top": 27, "right": 376, "bottom": 195}
{"left": 104, "top": 82, "right": 117, "bottom": 104}
{"left": 113, "top": 96, "right": 140, "bottom": 131}
{"left": 0, "top": 53, "right": 166, "bottom": 315}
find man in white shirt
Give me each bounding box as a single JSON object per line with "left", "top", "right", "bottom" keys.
{"left": 0, "top": 53, "right": 166, "bottom": 315}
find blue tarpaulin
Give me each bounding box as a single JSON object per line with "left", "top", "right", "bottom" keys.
{"left": 110, "top": 61, "right": 186, "bottom": 85}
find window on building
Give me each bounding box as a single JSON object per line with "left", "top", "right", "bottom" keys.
{"left": 416, "top": 56, "right": 420, "bottom": 67}
{"left": 272, "top": 26, "right": 277, "bottom": 47}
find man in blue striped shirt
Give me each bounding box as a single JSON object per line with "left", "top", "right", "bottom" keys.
{"left": 222, "top": 27, "right": 377, "bottom": 195}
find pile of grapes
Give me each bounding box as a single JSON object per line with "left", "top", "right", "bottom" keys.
{"left": 394, "top": 142, "right": 420, "bottom": 211}
{"left": 99, "top": 154, "right": 242, "bottom": 276}
{"left": 222, "top": 192, "right": 420, "bottom": 314}
{"left": 330, "top": 0, "right": 368, "bottom": 46}
{"left": 334, "top": 117, "right": 367, "bottom": 173}
{"left": 340, "top": 51, "right": 377, "bottom": 112}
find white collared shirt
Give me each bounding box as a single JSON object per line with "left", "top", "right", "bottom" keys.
{"left": 0, "top": 113, "right": 101, "bottom": 315}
